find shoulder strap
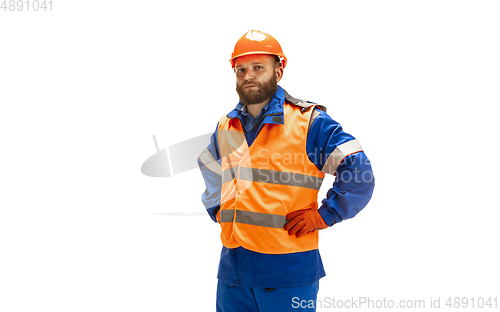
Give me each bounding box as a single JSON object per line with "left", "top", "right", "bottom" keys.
{"left": 283, "top": 89, "right": 327, "bottom": 130}
{"left": 283, "top": 89, "right": 327, "bottom": 113}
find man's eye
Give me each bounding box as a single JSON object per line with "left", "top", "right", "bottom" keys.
{"left": 255, "top": 66, "right": 262, "bottom": 70}
{"left": 237, "top": 68, "right": 245, "bottom": 73}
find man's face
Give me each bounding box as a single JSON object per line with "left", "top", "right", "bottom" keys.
{"left": 234, "top": 54, "right": 283, "bottom": 106}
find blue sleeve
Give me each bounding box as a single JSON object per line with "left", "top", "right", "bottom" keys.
{"left": 306, "top": 109, "right": 375, "bottom": 226}
{"left": 197, "top": 123, "right": 222, "bottom": 223}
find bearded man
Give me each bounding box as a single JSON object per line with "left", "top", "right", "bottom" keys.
{"left": 198, "top": 30, "right": 375, "bottom": 312}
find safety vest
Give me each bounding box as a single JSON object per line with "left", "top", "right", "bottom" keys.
{"left": 217, "top": 92, "right": 326, "bottom": 254}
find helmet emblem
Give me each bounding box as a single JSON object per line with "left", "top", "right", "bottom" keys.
{"left": 245, "top": 30, "right": 266, "bottom": 42}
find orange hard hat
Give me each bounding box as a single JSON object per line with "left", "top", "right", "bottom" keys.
{"left": 230, "top": 30, "right": 287, "bottom": 69}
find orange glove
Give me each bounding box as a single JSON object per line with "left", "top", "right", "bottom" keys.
{"left": 284, "top": 205, "right": 328, "bottom": 238}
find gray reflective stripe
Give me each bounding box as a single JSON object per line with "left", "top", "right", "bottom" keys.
{"left": 220, "top": 209, "right": 286, "bottom": 228}
{"left": 322, "top": 139, "right": 363, "bottom": 175}
{"left": 239, "top": 167, "right": 323, "bottom": 190}
{"left": 221, "top": 166, "right": 238, "bottom": 184}
{"left": 220, "top": 209, "right": 235, "bottom": 223}
{"left": 309, "top": 109, "right": 320, "bottom": 130}
{"left": 199, "top": 148, "right": 221, "bottom": 177}
{"left": 237, "top": 210, "right": 286, "bottom": 228}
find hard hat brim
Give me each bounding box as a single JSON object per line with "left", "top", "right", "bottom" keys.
{"left": 230, "top": 51, "right": 287, "bottom": 69}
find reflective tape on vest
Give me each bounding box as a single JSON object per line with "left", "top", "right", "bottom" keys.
{"left": 199, "top": 148, "right": 222, "bottom": 177}
{"left": 221, "top": 167, "right": 323, "bottom": 190}
{"left": 220, "top": 209, "right": 287, "bottom": 228}
{"left": 321, "top": 139, "right": 363, "bottom": 175}
{"left": 221, "top": 165, "right": 238, "bottom": 184}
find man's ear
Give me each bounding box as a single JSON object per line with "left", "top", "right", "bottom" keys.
{"left": 275, "top": 66, "right": 284, "bottom": 82}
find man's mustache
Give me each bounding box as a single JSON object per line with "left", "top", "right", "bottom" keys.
{"left": 240, "top": 81, "right": 261, "bottom": 87}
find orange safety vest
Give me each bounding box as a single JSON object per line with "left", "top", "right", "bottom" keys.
{"left": 217, "top": 94, "right": 326, "bottom": 254}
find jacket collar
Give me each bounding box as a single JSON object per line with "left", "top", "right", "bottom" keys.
{"left": 227, "top": 85, "right": 285, "bottom": 125}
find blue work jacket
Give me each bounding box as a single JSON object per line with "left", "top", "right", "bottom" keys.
{"left": 198, "top": 86, "right": 375, "bottom": 288}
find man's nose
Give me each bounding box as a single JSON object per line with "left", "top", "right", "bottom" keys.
{"left": 244, "top": 69, "right": 255, "bottom": 80}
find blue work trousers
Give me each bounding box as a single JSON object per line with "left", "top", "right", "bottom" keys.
{"left": 216, "top": 280, "right": 319, "bottom": 311}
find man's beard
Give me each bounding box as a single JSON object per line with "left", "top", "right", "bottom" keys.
{"left": 236, "top": 74, "right": 278, "bottom": 106}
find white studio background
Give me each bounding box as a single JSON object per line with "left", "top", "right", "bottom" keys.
{"left": 0, "top": 1, "right": 498, "bottom": 311}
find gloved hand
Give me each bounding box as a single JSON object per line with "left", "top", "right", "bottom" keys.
{"left": 284, "top": 205, "right": 328, "bottom": 238}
